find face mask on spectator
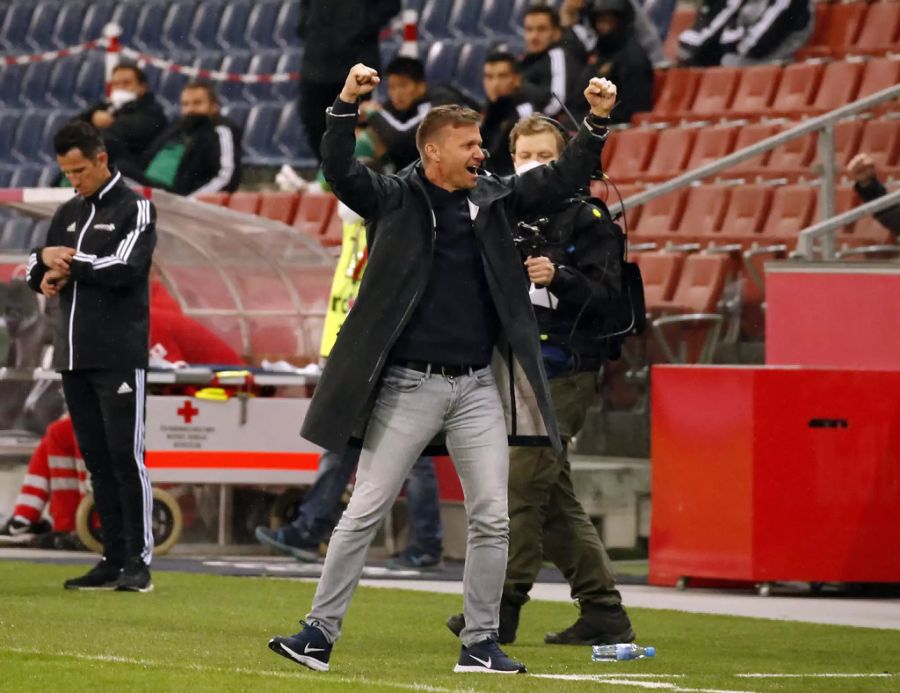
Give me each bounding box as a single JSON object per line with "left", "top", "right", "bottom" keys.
{"left": 515, "top": 160, "right": 545, "bottom": 176}
{"left": 109, "top": 89, "right": 138, "bottom": 111}
{"left": 181, "top": 114, "right": 211, "bottom": 133}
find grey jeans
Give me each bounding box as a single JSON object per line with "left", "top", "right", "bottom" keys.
{"left": 307, "top": 365, "right": 509, "bottom": 647}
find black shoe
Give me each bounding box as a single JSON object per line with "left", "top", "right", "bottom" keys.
{"left": 63, "top": 559, "right": 122, "bottom": 590}
{"left": 255, "top": 526, "right": 321, "bottom": 562}
{"left": 446, "top": 600, "right": 520, "bottom": 644}
{"left": 0, "top": 517, "right": 51, "bottom": 546}
{"left": 544, "top": 603, "right": 635, "bottom": 645}
{"left": 453, "top": 639, "right": 526, "bottom": 674}
{"left": 268, "top": 620, "right": 332, "bottom": 672}
{"left": 115, "top": 558, "right": 153, "bottom": 593}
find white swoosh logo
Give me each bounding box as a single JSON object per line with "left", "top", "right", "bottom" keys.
{"left": 304, "top": 644, "right": 326, "bottom": 654}
{"left": 470, "top": 655, "right": 491, "bottom": 668}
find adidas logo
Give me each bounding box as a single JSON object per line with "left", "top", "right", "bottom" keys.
{"left": 66, "top": 223, "right": 76, "bottom": 232}
{"left": 117, "top": 382, "right": 133, "bottom": 395}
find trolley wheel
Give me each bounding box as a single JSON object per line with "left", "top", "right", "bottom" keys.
{"left": 757, "top": 582, "right": 773, "bottom": 597}
{"left": 676, "top": 577, "right": 689, "bottom": 591}
{"left": 75, "top": 487, "right": 184, "bottom": 556}
{"left": 269, "top": 489, "right": 306, "bottom": 529}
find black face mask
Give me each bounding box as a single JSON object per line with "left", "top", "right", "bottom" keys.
{"left": 181, "top": 114, "right": 211, "bottom": 133}
{"left": 595, "top": 29, "right": 628, "bottom": 54}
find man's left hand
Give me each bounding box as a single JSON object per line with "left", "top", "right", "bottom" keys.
{"left": 40, "top": 269, "right": 68, "bottom": 298}
{"left": 585, "top": 77, "right": 617, "bottom": 118}
{"left": 525, "top": 256, "right": 555, "bottom": 286}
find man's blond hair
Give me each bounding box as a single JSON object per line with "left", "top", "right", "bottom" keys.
{"left": 508, "top": 114, "right": 566, "bottom": 155}
{"left": 415, "top": 105, "right": 482, "bottom": 158}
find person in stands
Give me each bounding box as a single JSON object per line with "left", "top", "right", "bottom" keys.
{"left": 519, "top": 5, "right": 583, "bottom": 120}
{"left": 847, "top": 153, "right": 900, "bottom": 238}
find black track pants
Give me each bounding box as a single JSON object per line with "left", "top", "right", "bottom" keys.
{"left": 62, "top": 369, "right": 153, "bottom": 566}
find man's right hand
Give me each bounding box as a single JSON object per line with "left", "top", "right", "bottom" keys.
{"left": 40, "top": 269, "right": 68, "bottom": 298}
{"left": 41, "top": 246, "right": 76, "bottom": 273}
{"left": 339, "top": 64, "right": 381, "bottom": 103}
{"left": 847, "top": 153, "right": 877, "bottom": 186}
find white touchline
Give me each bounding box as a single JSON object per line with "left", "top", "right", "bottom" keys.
{"left": 0, "top": 647, "right": 468, "bottom": 693}
{"left": 531, "top": 674, "right": 757, "bottom": 693}
{"left": 736, "top": 673, "right": 893, "bottom": 678}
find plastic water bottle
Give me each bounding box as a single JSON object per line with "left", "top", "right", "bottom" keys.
{"left": 591, "top": 643, "right": 656, "bottom": 661}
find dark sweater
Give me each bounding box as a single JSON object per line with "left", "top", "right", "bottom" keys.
{"left": 389, "top": 175, "right": 500, "bottom": 366}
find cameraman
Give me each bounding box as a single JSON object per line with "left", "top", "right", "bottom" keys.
{"left": 448, "top": 114, "right": 634, "bottom": 645}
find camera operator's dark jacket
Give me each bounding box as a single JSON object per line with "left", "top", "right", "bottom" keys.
{"left": 524, "top": 197, "right": 623, "bottom": 372}
{"left": 302, "top": 101, "right": 609, "bottom": 453}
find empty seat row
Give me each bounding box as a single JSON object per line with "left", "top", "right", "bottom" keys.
{"left": 0, "top": 217, "right": 50, "bottom": 252}
{"left": 798, "top": 0, "right": 900, "bottom": 60}
{"left": 602, "top": 117, "right": 899, "bottom": 184}
{"left": 597, "top": 183, "right": 895, "bottom": 250}
{"left": 194, "top": 190, "right": 341, "bottom": 246}
{"left": 0, "top": 0, "right": 301, "bottom": 55}
{"left": 642, "top": 57, "right": 900, "bottom": 125}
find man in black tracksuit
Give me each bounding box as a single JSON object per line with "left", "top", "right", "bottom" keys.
{"left": 519, "top": 5, "right": 583, "bottom": 121}
{"left": 446, "top": 114, "right": 635, "bottom": 646}
{"left": 121, "top": 81, "right": 242, "bottom": 196}
{"left": 26, "top": 122, "right": 156, "bottom": 592}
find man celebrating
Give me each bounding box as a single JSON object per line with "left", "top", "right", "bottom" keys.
{"left": 267, "top": 63, "right": 617, "bottom": 674}
{"left": 26, "top": 122, "right": 157, "bottom": 592}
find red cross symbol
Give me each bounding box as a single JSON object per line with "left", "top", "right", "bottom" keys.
{"left": 177, "top": 400, "right": 199, "bottom": 424}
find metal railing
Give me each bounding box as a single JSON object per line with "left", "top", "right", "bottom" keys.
{"left": 608, "top": 81, "right": 900, "bottom": 256}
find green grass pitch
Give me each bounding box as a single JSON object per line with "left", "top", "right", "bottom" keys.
{"left": 0, "top": 561, "right": 897, "bottom": 692}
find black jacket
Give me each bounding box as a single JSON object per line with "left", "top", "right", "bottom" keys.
{"left": 301, "top": 101, "right": 609, "bottom": 452}
{"left": 522, "top": 197, "right": 623, "bottom": 371}
{"left": 570, "top": 37, "right": 654, "bottom": 124}
{"left": 125, "top": 115, "right": 242, "bottom": 196}
{"left": 855, "top": 179, "right": 900, "bottom": 237}
{"left": 366, "top": 99, "right": 431, "bottom": 170}
{"left": 299, "top": 0, "right": 401, "bottom": 83}
{"left": 520, "top": 44, "right": 582, "bottom": 118}
{"left": 26, "top": 171, "right": 156, "bottom": 371}
{"left": 79, "top": 93, "right": 168, "bottom": 167}
{"left": 482, "top": 93, "right": 537, "bottom": 176}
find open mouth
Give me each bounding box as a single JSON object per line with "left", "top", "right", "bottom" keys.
{"left": 466, "top": 165, "right": 479, "bottom": 175}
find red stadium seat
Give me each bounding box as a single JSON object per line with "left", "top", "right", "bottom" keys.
{"left": 662, "top": 7, "right": 696, "bottom": 63}
{"left": 769, "top": 62, "right": 824, "bottom": 118}
{"left": 683, "top": 67, "right": 740, "bottom": 121}
{"left": 632, "top": 251, "right": 684, "bottom": 306}
{"left": 291, "top": 191, "right": 337, "bottom": 237}
{"left": 321, "top": 206, "right": 344, "bottom": 247}
{"left": 729, "top": 64, "right": 782, "bottom": 119}
{"left": 760, "top": 185, "right": 818, "bottom": 243}
{"left": 857, "top": 118, "right": 900, "bottom": 177}
{"left": 685, "top": 126, "right": 739, "bottom": 174}
{"left": 643, "top": 129, "right": 696, "bottom": 181}
{"left": 857, "top": 59, "right": 900, "bottom": 115}
{"left": 809, "top": 60, "right": 864, "bottom": 115}
{"left": 752, "top": 130, "right": 816, "bottom": 181}
{"left": 797, "top": 1, "right": 868, "bottom": 59}
{"left": 677, "top": 185, "right": 731, "bottom": 243}
{"left": 258, "top": 192, "right": 300, "bottom": 225}
{"left": 227, "top": 191, "right": 261, "bottom": 215}
{"left": 286, "top": 264, "right": 334, "bottom": 314}
{"left": 195, "top": 192, "right": 229, "bottom": 206}
{"left": 725, "top": 123, "right": 780, "bottom": 179}
{"left": 717, "top": 185, "right": 773, "bottom": 244}
{"left": 657, "top": 253, "right": 728, "bottom": 314}
{"left": 606, "top": 129, "right": 658, "bottom": 183}
{"left": 635, "top": 67, "right": 701, "bottom": 124}
{"left": 248, "top": 316, "right": 310, "bottom": 361}
{"left": 850, "top": 2, "right": 900, "bottom": 56}
{"left": 593, "top": 182, "right": 642, "bottom": 232}
{"left": 631, "top": 190, "right": 688, "bottom": 243}
{"left": 817, "top": 119, "right": 864, "bottom": 172}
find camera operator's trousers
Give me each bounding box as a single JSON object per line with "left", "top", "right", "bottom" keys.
{"left": 307, "top": 365, "right": 509, "bottom": 648}
{"left": 503, "top": 371, "right": 622, "bottom": 608}
{"left": 62, "top": 369, "right": 153, "bottom": 566}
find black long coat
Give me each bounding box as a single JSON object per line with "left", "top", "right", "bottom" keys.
{"left": 300, "top": 107, "right": 608, "bottom": 452}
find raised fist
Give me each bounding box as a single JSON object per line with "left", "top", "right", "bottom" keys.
{"left": 340, "top": 64, "right": 381, "bottom": 102}
{"left": 584, "top": 77, "right": 617, "bottom": 118}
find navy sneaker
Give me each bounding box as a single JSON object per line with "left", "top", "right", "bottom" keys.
{"left": 255, "top": 526, "right": 320, "bottom": 562}
{"left": 386, "top": 549, "right": 442, "bottom": 572}
{"left": 268, "top": 620, "right": 332, "bottom": 672}
{"left": 446, "top": 600, "right": 521, "bottom": 644}
{"left": 454, "top": 639, "right": 526, "bottom": 674}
